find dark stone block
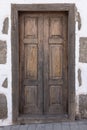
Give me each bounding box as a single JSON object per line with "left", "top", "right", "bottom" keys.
{"left": 0, "top": 94, "right": 7, "bottom": 119}
{"left": 76, "top": 11, "right": 81, "bottom": 30}
{"left": 79, "top": 94, "right": 87, "bottom": 118}
{"left": 78, "top": 69, "right": 82, "bottom": 87}
{"left": 2, "top": 78, "right": 8, "bottom": 88}
{"left": 79, "top": 38, "right": 87, "bottom": 63}
{"left": 2, "top": 17, "right": 9, "bottom": 34}
{"left": 0, "top": 40, "right": 7, "bottom": 64}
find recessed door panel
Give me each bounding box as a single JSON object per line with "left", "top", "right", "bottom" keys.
{"left": 24, "top": 17, "right": 38, "bottom": 38}
{"left": 50, "top": 17, "right": 63, "bottom": 37}
{"left": 24, "top": 45, "right": 37, "bottom": 80}
{"left": 49, "top": 45, "right": 62, "bottom": 79}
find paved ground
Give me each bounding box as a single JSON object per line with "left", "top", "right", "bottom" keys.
{"left": 0, "top": 120, "right": 87, "bottom": 130}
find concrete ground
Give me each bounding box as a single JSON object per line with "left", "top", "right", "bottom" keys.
{"left": 0, "top": 120, "right": 87, "bottom": 130}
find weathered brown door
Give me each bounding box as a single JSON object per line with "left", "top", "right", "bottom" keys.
{"left": 19, "top": 12, "right": 68, "bottom": 116}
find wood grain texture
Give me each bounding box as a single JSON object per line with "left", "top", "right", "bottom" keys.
{"left": 50, "top": 86, "right": 62, "bottom": 105}
{"left": 24, "top": 45, "right": 37, "bottom": 79}
{"left": 50, "top": 17, "right": 62, "bottom": 37}
{"left": 24, "top": 86, "right": 39, "bottom": 114}
{"left": 49, "top": 45, "right": 62, "bottom": 79}
{"left": 24, "top": 86, "right": 37, "bottom": 105}
{"left": 24, "top": 17, "right": 37, "bottom": 38}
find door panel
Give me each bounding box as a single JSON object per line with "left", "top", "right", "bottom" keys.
{"left": 24, "top": 45, "right": 37, "bottom": 80}
{"left": 50, "top": 17, "right": 63, "bottom": 37}
{"left": 24, "top": 86, "right": 38, "bottom": 114}
{"left": 24, "top": 17, "right": 38, "bottom": 38}
{"left": 49, "top": 85, "right": 62, "bottom": 114}
{"left": 49, "top": 45, "right": 62, "bottom": 79}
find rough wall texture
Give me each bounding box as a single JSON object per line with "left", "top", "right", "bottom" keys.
{"left": 0, "top": 94, "right": 7, "bottom": 119}
{"left": 0, "top": 40, "right": 7, "bottom": 64}
{"left": 2, "top": 78, "right": 8, "bottom": 88}
{"left": 79, "top": 38, "right": 87, "bottom": 63}
{"left": 75, "top": 11, "right": 81, "bottom": 30}
{"left": 78, "top": 69, "right": 82, "bottom": 87}
{"left": 79, "top": 94, "right": 87, "bottom": 118}
{"left": 2, "top": 17, "right": 9, "bottom": 34}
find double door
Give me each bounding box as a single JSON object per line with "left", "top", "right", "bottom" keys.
{"left": 19, "top": 12, "right": 68, "bottom": 116}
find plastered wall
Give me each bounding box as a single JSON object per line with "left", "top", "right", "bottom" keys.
{"left": 0, "top": 0, "right": 87, "bottom": 126}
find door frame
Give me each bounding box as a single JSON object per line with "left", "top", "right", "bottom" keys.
{"left": 11, "top": 4, "right": 75, "bottom": 124}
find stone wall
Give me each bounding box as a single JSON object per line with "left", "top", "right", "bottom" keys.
{"left": 0, "top": 0, "right": 87, "bottom": 126}
{"left": 0, "top": 94, "right": 7, "bottom": 119}
{"left": 0, "top": 12, "right": 11, "bottom": 125}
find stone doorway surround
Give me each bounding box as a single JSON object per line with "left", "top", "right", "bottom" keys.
{"left": 11, "top": 4, "right": 75, "bottom": 124}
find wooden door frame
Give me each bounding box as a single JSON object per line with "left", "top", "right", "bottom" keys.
{"left": 11, "top": 4, "right": 75, "bottom": 124}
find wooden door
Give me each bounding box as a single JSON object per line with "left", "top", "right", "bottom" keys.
{"left": 19, "top": 12, "right": 68, "bottom": 116}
